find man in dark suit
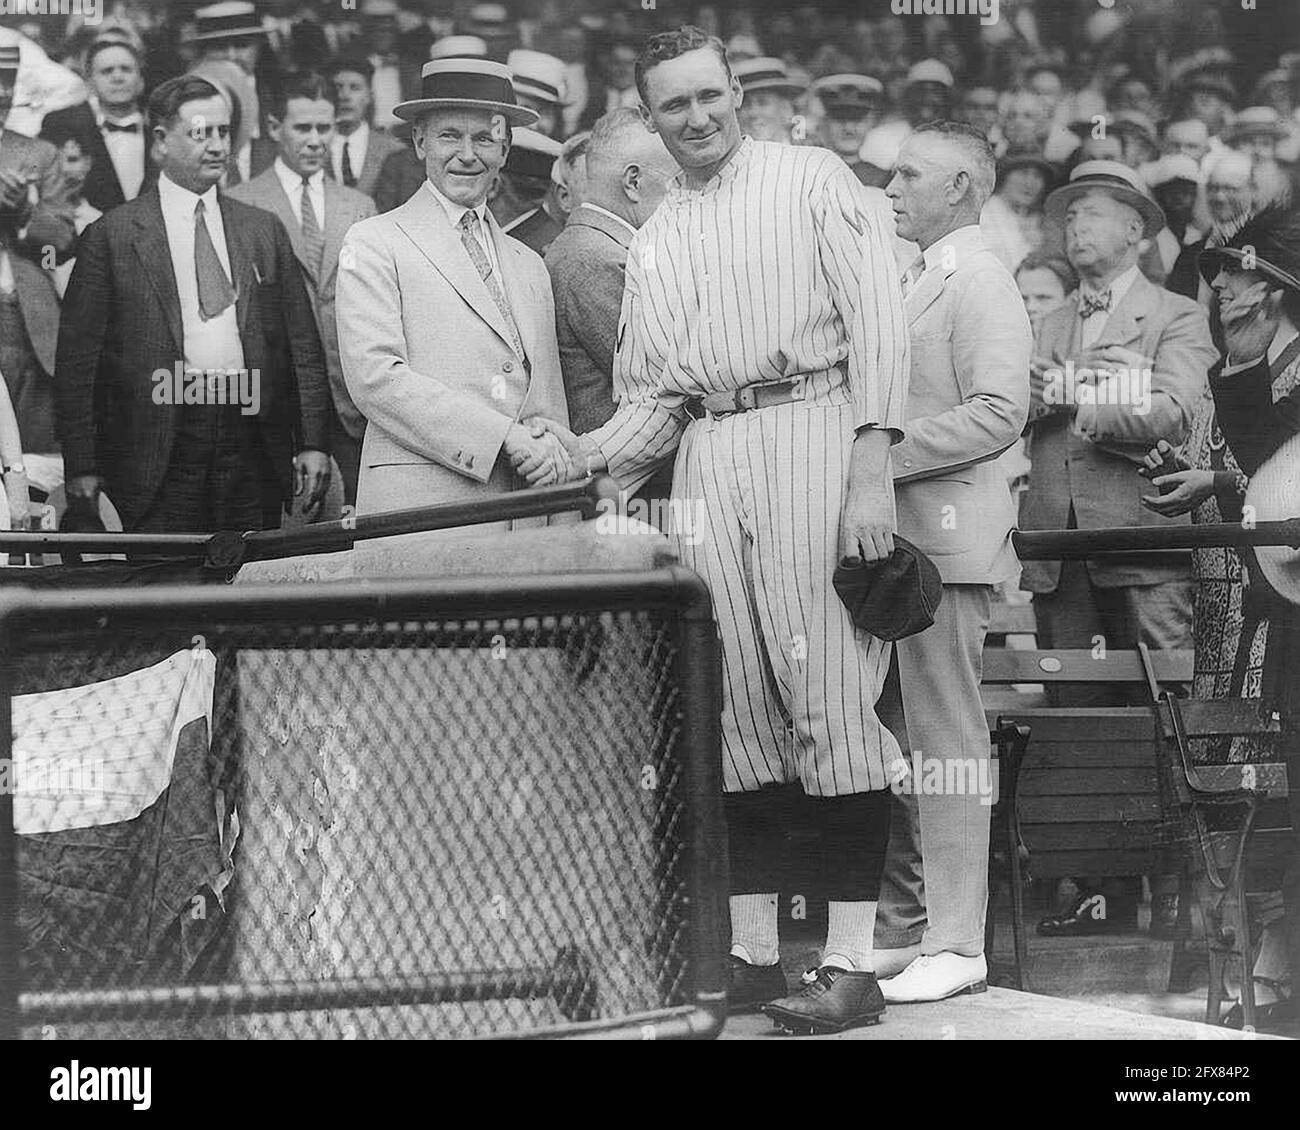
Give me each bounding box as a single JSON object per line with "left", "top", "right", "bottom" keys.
{"left": 328, "top": 55, "right": 404, "bottom": 202}
{"left": 230, "top": 72, "right": 377, "bottom": 507}
{"left": 543, "top": 107, "right": 676, "bottom": 503}
{"left": 54, "top": 74, "right": 332, "bottom": 535}
{"left": 40, "top": 39, "right": 155, "bottom": 214}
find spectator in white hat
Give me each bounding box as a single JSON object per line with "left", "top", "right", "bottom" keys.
{"left": 491, "top": 126, "right": 562, "bottom": 252}
{"left": 1143, "top": 154, "right": 1208, "bottom": 299}
{"left": 508, "top": 49, "right": 567, "bottom": 140}
{"left": 733, "top": 57, "right": 808, "bottom": 146}
{"left": 861, "top": 59, "right": 953, "bottom": 172}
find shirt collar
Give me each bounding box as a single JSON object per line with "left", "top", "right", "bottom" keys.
{"left": 670, "top": 134, "right": 754, "bottom": 199}
{"left": 1079, "top": 263, "right": 1141, "bottom": 312}
{"left": 158, "top": 171, "right": 220, "bottom": 217}
{"left": 336, "top": 120, "right": 368, "bottom": 147}
{"left": 1269, "top": 312, "right": 1300, "bottom": 367}
{"left": 576, "top": 202, "right": 637, "bottom": 238}
{"left": 920, "top": 223, "right": 984, "bottom": 272}
{"left": 423, "top": 178, "right": 488, "bottom": 230}
{"left": 90, "top": 95, "right": 143, "bottom": 130}
{"left": 274, "top": 157, "right": 325, "bottom": 195}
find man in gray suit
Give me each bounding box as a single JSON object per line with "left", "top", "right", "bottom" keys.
{"left": 1020, "top": 161, "right": 1216, "bottom": 695}
{"left": 873, "top": 122, "right": 1031, "bottom": 1001}
{"left": 337, "top": 59, "right": 573, "bottom": 545}
{"left": 230, "top": 71, "right": 377, "bottom": 508}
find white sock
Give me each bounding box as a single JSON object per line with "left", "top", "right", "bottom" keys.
{"left": 824, "top": 900, "right": 878, "bottom": 972}
{"left": 730, "top": 892, "right": 780, "bottom": 966}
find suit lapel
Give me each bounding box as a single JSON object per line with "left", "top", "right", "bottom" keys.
{"left": 219, "top": 195, "right": 260, "bottom": 336}
{"left": 1097, "top": 273, "right": 1153, "bottom": 347}
{"left": 321, "top": 180, "right": 351, "bottom": 289}
{"left": 132, "top": 191, "right": 184, "bottom": 356}
{"left": 394, "top": 188, "right": 517, "bottom": 355}
{"left": 905, "top": 264, "right": 950, "bottom": 326}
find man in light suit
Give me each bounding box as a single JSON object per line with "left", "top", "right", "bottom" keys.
{"left": 873, "top": 122, "right": 1032, "bottom": 1001}
{"left": 230, "top": 71, "right": 377, "bottom": 508}
{"left": 1021, "top": 162, "right": 1216, "bottom": 694}
{"left": 337, "top": 59, "right": 573, "bottom": 542}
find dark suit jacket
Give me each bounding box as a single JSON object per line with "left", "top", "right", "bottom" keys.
{"left": 53, "top": 188, "right": 331, "bottom": 527}
{"left": 544, "top": 204, "right": 633, "bottom": 434}
{"left": 504, "top": 204, "right": 564, "bottom": 257}
{"left": 40, "top": 102, "right": 157, "bottom": 214}
{"left": 329, "top": 127, "right": 404, "bottom": 204}
{"left": 1209, "top": 338, "right": 1300, "bottom": 478}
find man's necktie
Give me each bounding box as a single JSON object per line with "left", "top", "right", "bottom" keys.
{"left": 341, "top": 141, "right": 357, "bottom": 188}
{"left": 194, "top": 199, "right": 236, "bottom": 321}
{"left": 1078, "top": 288, "right": 1112, "bottom": 319}
{"left": 900, "top": 254, "right": 925, "bottom": 298}
{"left": 459, "top": 210, "right": 524, "bottom": 360}
{"left": 102, "top": 120, "right": 140, "bottom": 133}
{"left": 300, "top": 177, "right": 324, "bottom": 277}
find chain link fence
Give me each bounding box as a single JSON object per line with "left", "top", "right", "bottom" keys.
{"left": 0, "top": 568, "right": 727, "bottom": 1040}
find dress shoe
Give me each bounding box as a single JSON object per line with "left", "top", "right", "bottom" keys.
{"left": 727, "top": 954, "right": 787, "bottom": 1014}
{"left": 761, "top": 966, "right": 885, "bottom": 1035}
{"left": 880, "top": 952, "right": 989, "bottom": 1002}
{"left": 1036, "top": 890, "right": 1134, "bottom": 936}
{"left": 873, "top": 943, "right": 922, "bottom": 980}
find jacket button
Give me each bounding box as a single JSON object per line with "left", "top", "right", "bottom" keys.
{"left": 503, "top": 361, "right": 514, "bottom": 373}
{"left": 903, "top": 459, "right": 913, "bottom": 467}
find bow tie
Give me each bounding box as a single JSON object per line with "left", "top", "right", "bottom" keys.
{"left": 102, "top": 120, "right": 140, "bottom": 134}
{"left": 1078, "top": 289, "right": 1112, "bottom": 319}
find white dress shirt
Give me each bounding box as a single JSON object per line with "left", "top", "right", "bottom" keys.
{"left": 273, "top": 158, "right": 326, "bottom": 228}
{"left": 331, "top": 121, "right": 370, "bottom": 186}
{"left": 157, "top": 172, "right": 245, "bottom": 375}
{"left": 1079, "top": 263, "right": 1141, "bottom": 349}
{"left": 423, "top": 180, "right": 501, "bottom": 281}
{"left": 52, "top": 198, "right": 103, "bottom": 299}
{"left": 91, "top": 96, "right": 146, "bottom": 200}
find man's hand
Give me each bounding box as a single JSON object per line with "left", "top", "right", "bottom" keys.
{"left": 4, "top": 469, "right": 30, "bottom": 530}
{"left": 839, "top": 426, "right": 895, "bottom": 563}
{"left": 1077, "top": 343, "right": 1155, "bottom": 374}
{"left": 1140, "top": 468, "right": 1216, "bottom": 517}
{"left": 1029, "top": 355, "right": 1062, "bottom": 413}
{"left": 0, "top": 170, "right": 29, "bottom": 212}
{"left": 517, "top": 416, "right": 608, "bottom": 483}
{"left": 503, "top": 422, "right": 575, "bottom": 486}
{"left": 1140, "top": 439, "right": 1190, "bottom": 478}
{"left": 1221, "top": 282, "right": 1283, "bottom": 367}
{"left": 293, "top": 449, "right": 331, "bottom": 522}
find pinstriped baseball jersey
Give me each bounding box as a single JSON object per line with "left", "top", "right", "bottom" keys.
{"left": 587, "top": 137, "right": 909, "bottom": 489}
{"left": 586, "top": 136, "right": 911, "bottom": 796}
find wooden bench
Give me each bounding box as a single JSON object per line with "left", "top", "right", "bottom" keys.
{"left": 980, "top": 648, "right": 1193, "bottom": 990}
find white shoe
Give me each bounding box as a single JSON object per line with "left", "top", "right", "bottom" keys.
{"left": 879, "top": 952, "right": 988, "bottom": 1003}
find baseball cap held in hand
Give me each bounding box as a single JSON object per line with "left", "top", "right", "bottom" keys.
{"left": 833, "top": 534, "right": 943, "bottom": 641}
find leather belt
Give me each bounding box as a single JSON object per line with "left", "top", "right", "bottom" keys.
{"left": 684, "top": 377, "right": 808, "bottom": 420}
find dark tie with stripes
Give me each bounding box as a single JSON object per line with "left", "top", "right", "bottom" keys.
{"left": 194, "top": 199, "right": 235, "bottom": 321}
{"left": 300, "top": 177, "right": 324, "bottom": 277}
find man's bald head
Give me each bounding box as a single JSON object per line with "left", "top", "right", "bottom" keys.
{"left": 585, "top": 107, "right": 680, "bottom": 228}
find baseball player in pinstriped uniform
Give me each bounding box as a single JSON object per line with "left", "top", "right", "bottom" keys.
{"left": 530, "top": 26, "right": 912, "bottom": 1034}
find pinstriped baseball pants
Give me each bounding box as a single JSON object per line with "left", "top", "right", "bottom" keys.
{"left": 668, "top": 376, "right": 907, "bottom": 797}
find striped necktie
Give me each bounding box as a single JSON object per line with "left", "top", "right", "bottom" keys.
{"left": 300, "top": 176, "right": 324, "bottom": 277}
{"left": 459, "top": 210, "right": 524, "bottom": 360}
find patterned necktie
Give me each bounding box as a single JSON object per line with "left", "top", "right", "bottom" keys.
{"left": 459, "top": 210, "right": 524, "bottom": 360}
{"left": 341, "top": 140, "right": 356, "bottom": 188}
{"left": 1078, "top": 288, "right": 1112, "bottom": 319}
{"left": 300, "top": 176, "right": 324, "bottom": 277}
{"left": 194, "top": 199, "right": 235, "bottom": 321}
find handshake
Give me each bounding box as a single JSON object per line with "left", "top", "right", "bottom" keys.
{"left": 502, "top": 416, "right": 608, "bottom": 487}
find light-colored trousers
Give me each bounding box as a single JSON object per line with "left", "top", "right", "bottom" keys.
{"left": 875, "top": 583, "right": 993, "bottom": 956}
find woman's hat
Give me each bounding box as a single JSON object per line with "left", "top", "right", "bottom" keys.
{"left": 1044, "top": 159, "right": 1166, "bottom": 239}
{"left": 393, "top": 59, "right": 539, "bottom": 127}
{"left": 1198, "top": 204, "right": 1300, "bottom": 294}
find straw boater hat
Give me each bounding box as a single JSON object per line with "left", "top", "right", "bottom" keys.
{"left": 504, "top": 127, "right": 561, "bottom": 181}
{"left": 732, "top": 57, "right": 808, "bottom": 100}
{"left": 508, "top": 49, "right": 567, "bottom": 107}
{"left": 1045, "top": 159, "right": 1166, "bottom": 240}
{"left": 189, "top": 2, "right": 268, "bottom": 43}
{"left": 1227, "top": 106, "right": 1290, "bottom": 143}
{"left": 0, "top": 43, "right": 19, "bottom": 74}
{"left": 428, "top": 35, "right": 488, "bottom": 61}
{"left": 393, "top": 59, "right": 538, "bottom": 127}
{"left": 812, "top": 74, "right": 884, "bottom": 120}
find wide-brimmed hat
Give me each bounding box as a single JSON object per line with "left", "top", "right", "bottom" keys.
{"left": 1045, "top": 159, "right": 1166, "bottom": 239}
{"left": 393, "top": 59, "right": 538, "bottom": 127}
{"left": 504, "top": 126, "right": 561, "bottom": 180}
{"left": 1198, "top": 204, "right": 1300, "bottom": 294}
{"left": 429, "top": 36, "right": 489, "bottom": 62}
{"left": 732, "top": 57, "right": 807, "bottom": 100}
{"left": 1110, "top": 110, "right": 1159, "bottom": 148}
{"left": 1227, "top": 106, "right": 1290, "bottom": 142}
{"left": 1141, "top": 153, "right": 1201, "bottom": 190}
{"left": 189, "top": 2, "right": 267, "bottom": 43}
{"left": 906, "top": 59, "right": 954, "bottom": 89}
{"left": 998, "top": 147, "right": 1059, "bottom": 186}
{"left": 508, "top": 49, "right": 566, "bottom": 107}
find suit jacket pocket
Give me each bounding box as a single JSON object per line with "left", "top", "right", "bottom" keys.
{"left": 896, "top": 474, "right": 978, "bottom": 556}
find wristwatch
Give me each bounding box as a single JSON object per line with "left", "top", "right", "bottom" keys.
{"left": 2, "top": 462, "right": 25, "bottom": 475}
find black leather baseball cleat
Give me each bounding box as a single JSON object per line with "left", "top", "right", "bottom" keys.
{"left": 727, "top": 954, "right": 788, "bottom": 1014}
{"left": 761, "top": 966, "right": 885, "bottom": 1035}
